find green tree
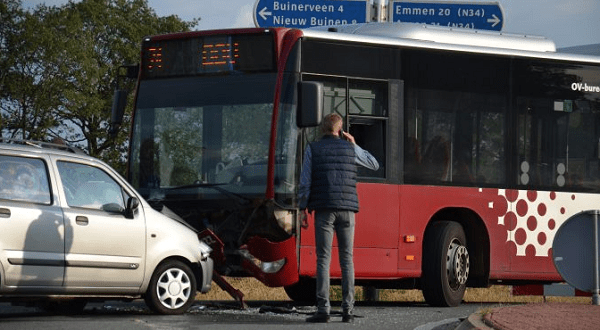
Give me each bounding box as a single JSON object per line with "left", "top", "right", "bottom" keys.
{"left": 0, "top": 1, "right": 21, "bottom": 99}
{"left": 1, "top": 0, "right": 197, "bottom": 173}
{"left": 1, "top": 1, "right": 63, "bottom": 141}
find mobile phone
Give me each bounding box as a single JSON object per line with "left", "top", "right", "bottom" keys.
{"left": 339, "top": 128, "right": 345, "bottom": 139}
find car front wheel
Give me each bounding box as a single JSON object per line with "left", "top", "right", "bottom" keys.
{"left": 145, "top": 260, "right": 197, "bottom": 314}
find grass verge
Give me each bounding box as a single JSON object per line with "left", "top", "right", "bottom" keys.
{"left": 196, "top": 278, "right": 592, "bottom": 305}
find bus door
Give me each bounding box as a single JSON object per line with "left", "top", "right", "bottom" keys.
{"left": 299, "top": 75, "right": 399, "bottom": 278}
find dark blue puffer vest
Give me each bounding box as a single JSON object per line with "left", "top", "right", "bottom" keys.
{"left": 307, "top": 135, "right": 359, "bottom": 212}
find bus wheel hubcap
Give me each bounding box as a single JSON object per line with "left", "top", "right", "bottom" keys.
{"left": 447, "top": 241, "right": 469, "bottom": 288}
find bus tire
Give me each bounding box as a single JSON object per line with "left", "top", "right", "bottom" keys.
{"left": 284, "top": 277, "right": 316, "bottom": 303}
{"left": 422, "top": 221, "right": 470, "bottom": 307}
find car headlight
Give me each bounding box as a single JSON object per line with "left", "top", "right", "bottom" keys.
{"left": 199, "top": 244, "right": 212, "bottom": 261}
{"left": 200, "top": 250, "right": 210, "bottom": 261}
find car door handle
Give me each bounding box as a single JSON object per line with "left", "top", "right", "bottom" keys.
{"left": 0, "top": 208, "right": 10, "bottom": 218}
{"left": 75, "top": 216, "right": 89, "bottom": 226}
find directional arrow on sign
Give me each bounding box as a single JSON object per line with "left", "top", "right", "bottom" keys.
{"left": 258, "top": 7, "right": 272, "bottom": 20}
{"left": 391, "top": 1, "right": 505, "bottom": 31}
{"left": 487, "top": 14, "right": 501, "bottom": 28}
{"left": 253, "top": 0, "right": 368, "bottom": 29}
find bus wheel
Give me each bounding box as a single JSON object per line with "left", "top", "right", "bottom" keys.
{"left": 422, "top": 221, "right": 470, "bottom": 307}
{"left": 284, "top": 277, "right": 316, "bottom": 303}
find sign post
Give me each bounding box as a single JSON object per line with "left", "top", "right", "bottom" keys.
{"left": 390, "top": 1, "right": 504, "bottom": 31}
{"left": 254, "top": 0, "right": 369, "bottom": 29}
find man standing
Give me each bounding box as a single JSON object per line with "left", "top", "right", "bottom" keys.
{"left": 299, "top": 113, "right": 379, "bottom": 323}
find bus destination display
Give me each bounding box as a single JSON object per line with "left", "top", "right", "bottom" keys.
{"left": 202, "top": 40, "right": 240, "bottom": 68}
{"left": 142, "top": 34, "right": 275, "bottom": 78}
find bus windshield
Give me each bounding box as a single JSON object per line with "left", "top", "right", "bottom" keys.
{"left": 129, "top": 73, "right": 298, "bottom": 205}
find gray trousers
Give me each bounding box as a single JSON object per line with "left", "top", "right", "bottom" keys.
{"left": 314, "top": 210, "right": 355, "bottom": 315}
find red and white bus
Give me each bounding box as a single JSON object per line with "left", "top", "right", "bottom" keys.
{"left": 113, "top": 23, "right": 600, "bottom": 307}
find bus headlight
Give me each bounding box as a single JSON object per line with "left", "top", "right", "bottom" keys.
{"left": 273, "top": 209, "right": 293, "bottom": 234}
{"left": 239, "top": 250, "right": 287, "bottom": 274}
{"left": 260, "top": 258, "right": 286, "bottom": 274}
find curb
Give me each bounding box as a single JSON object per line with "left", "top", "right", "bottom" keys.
{"left": 454, "top": 313, "right": 495, "bottom": 330}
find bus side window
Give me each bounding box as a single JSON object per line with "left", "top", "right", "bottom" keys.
{"left": 349, "top": 117, "right": 386, "bottom": 178}
{"left": 517, "top": 97, "right": 600, "bottom": 191}
{"left": 302, "top": 76, "right": 388, "bottom": 179}
{"left": 348, "top": 79, "right": 387, "bottom": 179}
{"left": 422, "top": 135, "right": 451, "bottom": 182}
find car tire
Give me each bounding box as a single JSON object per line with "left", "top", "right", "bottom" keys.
{"left": 145, "top": 260, "right": 197, "bottom": 315}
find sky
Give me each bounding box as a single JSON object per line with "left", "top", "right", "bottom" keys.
{"left": 22, "top": 0, "right": 600, "bottom": 48}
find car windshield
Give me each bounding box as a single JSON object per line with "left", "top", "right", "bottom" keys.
{"left": 129, "top": 73, "right": 299, "bottom": 206}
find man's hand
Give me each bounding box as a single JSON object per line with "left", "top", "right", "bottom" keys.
{"left": 301, "top": 209, "right": 310, "bottom": 228}
{"left": 341, "top": 131, "right": 356, "bottom": 144}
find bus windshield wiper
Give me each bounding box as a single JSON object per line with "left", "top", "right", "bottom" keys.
{"left": 165, "top": 182, "right": 227, "bottom": 190}
{"left": 165, "top": 182, "right": 252, "bottom": 203}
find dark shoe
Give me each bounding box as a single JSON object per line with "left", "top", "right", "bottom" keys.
{"left": 306, "top": 313, "right": 330, "bottom": 323}
{"left": 342, "top": 312, "right": 354, "bottom": 323}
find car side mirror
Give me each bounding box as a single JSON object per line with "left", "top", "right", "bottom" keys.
{"left": 125, "top": 197, "right": 140, "bottom": 219}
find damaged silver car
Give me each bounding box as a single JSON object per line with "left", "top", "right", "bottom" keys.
{"left": 0, "top": 139, "right": 213, "bottom": 314}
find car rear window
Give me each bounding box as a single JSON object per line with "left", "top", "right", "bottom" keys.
{"left": 0, "top": 155, "right": 52, "bottom": 204}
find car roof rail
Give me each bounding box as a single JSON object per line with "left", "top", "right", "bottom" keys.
{"left": 0, "top": 138, "right": 88, "bottom": 155}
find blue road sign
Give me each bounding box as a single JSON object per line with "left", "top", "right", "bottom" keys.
{"left": 391, "top": 1, "right": 504, "bottom": 31}
{"left": 254, "top": 0, "right": 368, "bottom": 29}
{"left": 553, "top": 210, "right": 600, "bottom": 294}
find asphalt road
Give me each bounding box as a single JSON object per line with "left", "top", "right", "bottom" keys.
{"left": 0, "top": 300, "right": 495, "bottom": 330}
